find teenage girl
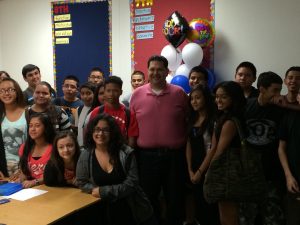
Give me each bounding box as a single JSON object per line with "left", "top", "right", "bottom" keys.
{"left": 19, "top": 113, "right": 55, "bottom": 188}
{"left": 44, "top": 131, "right": 80, "bottom": 186}
{"left": 0, "top": 78, "right": 26, "bottom": 178}
{"left": 210, "top": 81, "right": 246, "bottom": 225}
{"left": 185, "top": 84, "right": 219, "bottom": 225}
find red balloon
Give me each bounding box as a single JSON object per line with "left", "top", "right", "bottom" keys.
{"left": 162, "top": 11, "right": 189, "bottom": 48}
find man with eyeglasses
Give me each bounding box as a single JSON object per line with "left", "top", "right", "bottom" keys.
{"left": 88, "top": 67, "right": 104, "bottom": 85}
{"left": 53, "top": 75, "right": 83, "bottom": 126}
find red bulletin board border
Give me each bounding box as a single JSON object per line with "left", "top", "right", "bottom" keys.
{"left": 130, "top": 0, "right": 215, "bottom": 80}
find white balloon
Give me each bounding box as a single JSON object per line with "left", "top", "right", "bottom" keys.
{"left": 182, "top": 43, "right": 203, "bottom": 68}
{"left": 161, "top": 44, "right": 182, "bottom": 71}
{"left": 166, "top": 74, "right": 173, "bottom": 83}
{"left": 175, "top": 64, "right": 191, "bottom": 78}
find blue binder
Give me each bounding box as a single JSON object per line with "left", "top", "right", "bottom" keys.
{"left": 0, "top": 182, "right": 22, "bottom": 196}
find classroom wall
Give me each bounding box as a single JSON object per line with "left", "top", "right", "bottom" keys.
{"left": 1, "top": 0, "right": 300, "bottom": 95}
{"left": 0, "top": 0, "right": 132, "bottom": 95}
{"left": 214, "top": 0, "right": 300, "bottom": 94}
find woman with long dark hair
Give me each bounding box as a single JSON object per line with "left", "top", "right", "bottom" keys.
{"left": 28, "top": 81, "right": 71, "bottom": 131}
{"left": 19, "top": 113, "right": 56, "bottom": 188}
{"left": 0, "top": 78, "right": 26, "bottom": 178}
{"left": 76, "top": 114, "right": 156, "bottom": 225}
{"left": 91, "top": 82, "right": 105, "bottom": 109}
{"left": 206, "top": 81, "right": 246, "bottom": 225}
{"left": 44, "top": 131, "right": 80, "bottom": 186}
{"left": 185, "top": 84, "right": 219, "bottom": 225}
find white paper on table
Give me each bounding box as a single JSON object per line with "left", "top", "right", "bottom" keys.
{"left": 5, "top": 188, "right": 48, "bottom": 201}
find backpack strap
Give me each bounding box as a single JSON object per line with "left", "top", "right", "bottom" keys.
{"left": 98, "top": 105, "right": 105, "bottom": 114}
{"left": 124, "top": 107, "right": 131, "bottom": 130}
{"left": 77, "top": 105, "right": 84, "bottom": 118}
{"left": 231, "top": 117, "right": 253, "bottom": 169}
{"left": 231, "top": 117, "right": 246, "bottom": 142}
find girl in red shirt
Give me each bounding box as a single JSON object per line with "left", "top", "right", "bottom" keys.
{"left": 19, "top": 113, "right": 56, "bottom": 188}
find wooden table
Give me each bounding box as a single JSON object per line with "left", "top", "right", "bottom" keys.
{"left": 0, "top": 185, "right": 99, "bottom": 225}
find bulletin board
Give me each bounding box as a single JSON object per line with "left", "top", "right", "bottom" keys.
{"left": 130, "top": 0, "right": 215, "bottom": 78}
{"left": 51, "top": 0, "right": 111, "bottom": 96}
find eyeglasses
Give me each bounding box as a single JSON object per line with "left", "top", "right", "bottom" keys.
{"left": 0, "top": 88, "right": 16, "bottom": 95}
{"left": 93, "top": 127, "right": 110, "bottom": 134}
{"left": 90, "top": 76, "right": 103, "bottom": 80}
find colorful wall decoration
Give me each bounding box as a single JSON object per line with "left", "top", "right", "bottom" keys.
{"left": 52, "top": 0, "right": 111, "bottom": 95}
{"left": 130, "top": 0, "right": 215, "bottom": 79}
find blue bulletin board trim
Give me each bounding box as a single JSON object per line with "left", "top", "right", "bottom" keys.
{"left": 51, "top": 0, "right": 112, "bottom": 94}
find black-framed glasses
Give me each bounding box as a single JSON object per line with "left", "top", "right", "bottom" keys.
{"left": 93, "top": 127, "right": 110, "bottom": 134}
{"left": 0, "top": 88, "right": 16, "bottom": 95}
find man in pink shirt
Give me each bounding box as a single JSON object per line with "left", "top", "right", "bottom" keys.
{"left": 131, "top": 55, "right": 188, "bottom": 225}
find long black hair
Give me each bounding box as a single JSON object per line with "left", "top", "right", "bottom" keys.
{"left": 84, "top": 114, "right": 124, "bottom": 168}
{"left": 48, "top": 131, "right": 80, "bottom": 183}
{"left": 188, "top": 84, "right": 216, "bottom": 136}
{"left": 19, "top": 113, "right": 56, "bottom": 178}
{"left": 213, "top": 81, "right": 246, "bottom": 138}
{"left": 91, "top": 82, "right": 104, "bottom": 110}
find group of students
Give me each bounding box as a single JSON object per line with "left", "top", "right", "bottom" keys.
{"left": 184, "top": 62, "right": 300, "bottom": 225}
{"left": 0, "top": 57, "right": 299, "bottom": 225}
{"left": 0, "top": 65, "right": 156, "bottom": 225}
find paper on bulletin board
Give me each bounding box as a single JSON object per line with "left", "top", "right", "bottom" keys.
{"left": 130, "top": 0, "right": 215, "bottom": 76}
{"left": 5, "top": 188, "right": 47, "bottom": 201}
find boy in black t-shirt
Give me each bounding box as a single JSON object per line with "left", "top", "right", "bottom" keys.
{"left": 240, "top": 72, "right": 285, "bottom": 225}
{"left": 277, "top": 66, "right": 300, "bottom": 225}
{"left": 234, "top": 61, "right": 259, "bottom": 99}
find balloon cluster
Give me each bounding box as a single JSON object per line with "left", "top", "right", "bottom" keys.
{"left": 161, "top": 11, "right": 216, "bottom": 93}
{"left": 162, "top": 11, "right": 215, "bottom": 49}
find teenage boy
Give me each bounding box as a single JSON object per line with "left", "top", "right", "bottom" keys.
{"left": 88, "top": 75, "right": 138, "bottom": 148}
{"left": 188, "top": 65, "right": 209, "bottom": 89}
{"left": 240, "top": 72, "right": 285, "bottom": 225}
{"left": 277, "top": 66, "right": 300, "bottom": 225}
{"left": 22, "top": 64, "right": 56, "bottom": 105}
{"left": 22, "top": 64, "right": 42, "bottom": 105}
{"left": 88, "top": 67, "right": 104, "bottom": 85}
{"left": 234, "top": 61, "right": 259, "bottom": 99}
{"left": 278, "top": 105, "right": 300, "bottom": 225}
{"left": 53, "top": 75, "right": 83, "bottom": 125}
{"left": 122, "top": 70, "right": 145, "bottom": 107}
{"left": 271, "top": 67, "right": 300, "bottom": 110}
{"left": 283, "top": 67, "right": 300, "bottom": 104}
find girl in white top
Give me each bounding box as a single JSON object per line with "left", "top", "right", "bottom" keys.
{"left": 0, "top": 78, "right": 27, "bottom": 178}
{"left": 74, "top": 82, "right": 95, "bottom": 147}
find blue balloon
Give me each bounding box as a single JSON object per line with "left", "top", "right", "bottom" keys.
{"left": 206, "top": 69, "right": 216, "bottom": 90}
{"left": 171, "top": 75, "right": 191, "bottom": 93}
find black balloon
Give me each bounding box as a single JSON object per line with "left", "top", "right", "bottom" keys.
{"left": 162, "top": 11, "right": 189, "bottom": 48}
